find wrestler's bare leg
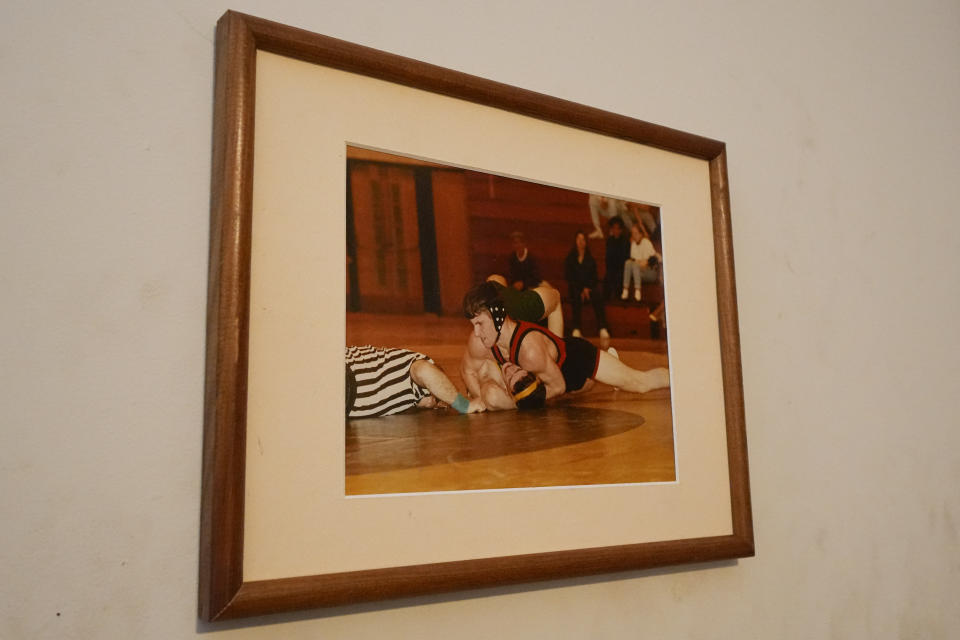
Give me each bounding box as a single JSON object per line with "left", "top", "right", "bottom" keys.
{"left": 532, "top": 282, "right": 564, "bottom": 336}
{"left": 488, "top": 274, "right": 563, "bottom": 336}
{"left": 593, "top": 350, "right": 670, "bottom": 393}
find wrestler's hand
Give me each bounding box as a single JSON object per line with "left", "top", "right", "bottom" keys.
{"left": 466, "top": 397, "right": 486, "bottom": 413}
{"left": 417, "top": 396, "right": 438, "bottom": 409}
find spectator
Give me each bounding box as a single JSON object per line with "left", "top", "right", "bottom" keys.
{"left": 626, "top": 201, "right": 659, "bottom": 241}
{"left": 621, "top": 223, "right": 662, "bottom": 302}
{"left": 587, "top": 194, "right": 629, "bottom": 239}
{"left": 507, "top": 230, "right": 543, "bottom": 290}
{"left": 603, "top": 216, "right": 630, "bottom": 300}
{"left": 564, "top": 231, "right": 610, "bottom": 339}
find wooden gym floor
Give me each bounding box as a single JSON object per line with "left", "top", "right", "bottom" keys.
{"left": 346, "top": 312, "right": 675, "bottom": 495}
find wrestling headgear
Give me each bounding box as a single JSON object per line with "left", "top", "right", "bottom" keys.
{"left": 511, "top": 372, "right": 546, "bottom": 410}
{"left": 462, "top": 282, "right": 508, "bottom": 337}
{"left": 487, "top": 298, "right": 507, "bottom": 336}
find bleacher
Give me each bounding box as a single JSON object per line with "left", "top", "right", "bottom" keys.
{"left": 463, "top": 171, "right": 664, "bottom": 339}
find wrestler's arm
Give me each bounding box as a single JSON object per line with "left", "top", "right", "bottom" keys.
{"left": 460, "top": 334, "right": 517, "bottom": 411}
{"left": 410, "top": 359, "right": 485, "bottom": 413}
{"left": 481, "top": 375, "right": 517, "bottom": 411}
{"left": 517, "top": 337, "right": 566, "bottom": 399}
{"left": 459, "top": 333, "right": 488, "bottom": 400}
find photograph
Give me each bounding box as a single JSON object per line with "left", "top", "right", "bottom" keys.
{"left": 344, "top": 147, "right": 676, "bottom": 494}
{"left": 199, "top": 11, "right": 752, "bottom": 620}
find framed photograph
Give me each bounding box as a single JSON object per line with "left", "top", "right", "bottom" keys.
{"left": 344, "top": 145, "right": 676, "bottom": 495}
{"left": 201, "top": 10, "right": 752, "bottom": 622}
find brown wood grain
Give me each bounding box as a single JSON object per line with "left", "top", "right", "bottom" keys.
{"left": 710, "top": 150, "right": 754, "bottom": 542}
{"left": 239, "top": 12, "right": 723, "bottom": 158}
{"left": 220, "top": 534, "right": 753, "bottom": 619}
{"left": 430, "top": 170, "right": 473, "bottom": 316}
{"left": 200, "top": 9, "right": 753, "bottom": 622}
{"left": 198, "top": 11, "right": 256, "bottom": 622}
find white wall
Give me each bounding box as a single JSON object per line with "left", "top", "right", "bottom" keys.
{"left": 2, "top": 1, "right": 958, "bottom": 637}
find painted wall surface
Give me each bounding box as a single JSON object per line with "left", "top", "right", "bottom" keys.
{"left": 1, "top": 1, "right": 958, "bottom": 638}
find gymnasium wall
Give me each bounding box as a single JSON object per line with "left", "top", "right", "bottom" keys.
{"left": 349, "top": 158, "right": 661, "bottom": 332}
{"left": 2, "top": 1, "right": 958, "bottom": 638}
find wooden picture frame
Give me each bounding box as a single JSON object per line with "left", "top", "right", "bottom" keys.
{"left": 200, "top": 10, "right": 753, "bottom": 622}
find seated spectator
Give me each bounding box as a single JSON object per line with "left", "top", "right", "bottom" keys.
{"left": 622, "top": 223, "right": 662, "bottom": 302}
{"left": 564, "top": 231, "right": 609, "bottom": 339}
{"left": 626, "top": 201, "right": 660, "bottom": 242}
{"left": 507, "top": 230, "right": 543, "bottom": 290}
{"left": 588, "top": 194, "right": 628, "bottom": 239}
{"left": 603, "top": 216, "right": 630, "bottom": 300}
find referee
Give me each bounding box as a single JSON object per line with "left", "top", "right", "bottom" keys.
{"left": 345, "top": 345, "right": 484, "bottom": 418}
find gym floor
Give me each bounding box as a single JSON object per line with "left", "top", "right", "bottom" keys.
{"left": 346, "top": 312, "right": 675, "bottom": 495}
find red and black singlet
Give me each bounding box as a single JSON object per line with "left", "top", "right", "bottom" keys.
{"left": 491, "top": 320, "right": 566, "bottom": 369}
{"left": 491, "top": 321, "right": 599, "bottom": 392}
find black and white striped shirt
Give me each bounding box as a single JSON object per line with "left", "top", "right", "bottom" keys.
{"left": 345, "top": 346, "right": 433, "bottom": 418}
